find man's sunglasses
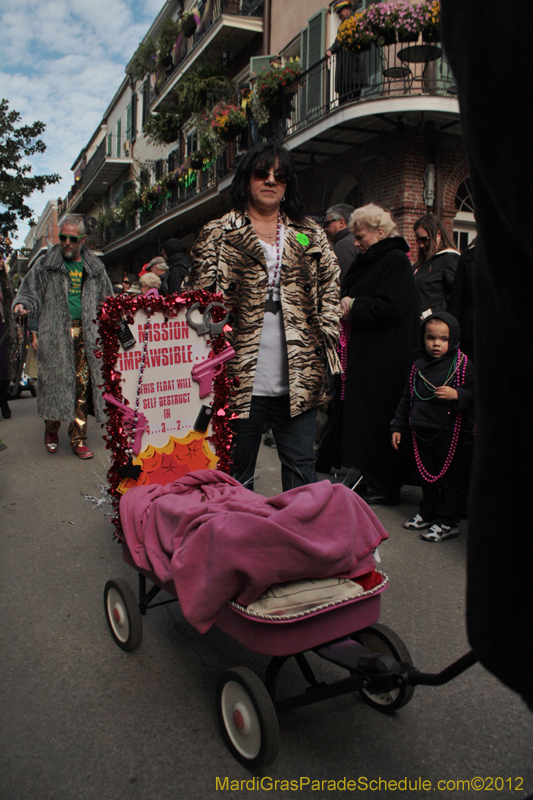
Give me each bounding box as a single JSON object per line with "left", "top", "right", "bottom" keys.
{"left": 251, "top": 167, "right": 288, "bottom": 185}
{"left": 59, "top": 233, "right": 85, "bottom": 243}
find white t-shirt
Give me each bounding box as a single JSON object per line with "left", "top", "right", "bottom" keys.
{"left": 252, "top": 227, "right": 290, "bottom": 396}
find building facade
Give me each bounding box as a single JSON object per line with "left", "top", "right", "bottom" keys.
{"left": 61, "top": 0, "right": 473, "bottom": 280}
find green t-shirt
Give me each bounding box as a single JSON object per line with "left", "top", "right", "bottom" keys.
{"left": 64, "top": 257, "right": 83, "bottom": 319}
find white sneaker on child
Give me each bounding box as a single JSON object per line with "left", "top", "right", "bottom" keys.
{"left": 420, "top": 523, "right": 459, "bottom": 542}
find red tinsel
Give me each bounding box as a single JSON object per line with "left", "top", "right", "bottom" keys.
{"left": 96, "top": 290, "right": 236, "bottom": 538}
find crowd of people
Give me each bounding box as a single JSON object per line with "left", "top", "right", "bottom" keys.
{"left": 3, "top": 143, "right": 472, "bottom": 531}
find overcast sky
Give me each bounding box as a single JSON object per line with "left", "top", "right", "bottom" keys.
{"left": 0, "top": 0, "right": 164, "bottom": 249}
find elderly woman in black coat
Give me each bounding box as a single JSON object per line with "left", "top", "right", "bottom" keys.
{"left": 340, "top": 204, "right": 419, "bottom": 504}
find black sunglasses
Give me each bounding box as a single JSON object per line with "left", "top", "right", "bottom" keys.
{"left": 59, "top": 233, "right": 85, "bottom": 243}
{"left": 416, "top": 235, "right": 430, "bottom": 244}
{"left": 251, "top": 167, "right": 288, "bottom": 185}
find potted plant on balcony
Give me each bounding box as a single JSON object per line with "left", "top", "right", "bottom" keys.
{"left": 130, "top": 38, "right": 157, "bottom": 82}
{"left": 210, "top": 102, "right": 248, "bottom": 142}
{"left": 253, "top": 60, "right": 303, "bottom": 107}
{"left": 143, "top": 109, "right": 181, "bottom": 145}
{"left": 190, "top": 151, "right": 205, "bottom": 169}
{"left": 364, "top": 3, "right": 397, "bottom": 46}
{"left": 180, "top": 12, "right": 198, "bottom": 38}
{"left": 393, "top": 0, "right": 422, "bottom": 43}
{"left": 420, "top": 0, "right": 441, "bottom": 43}
{"left": 337, "top": 12, "right": 377, "bottom": 52}
{"left": 156, "top": 18, "right": 181, "bottom": 67}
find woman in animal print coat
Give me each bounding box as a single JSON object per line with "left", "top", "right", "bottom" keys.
{"left": 188, "top": 142, "right": 341, "bottom": 492}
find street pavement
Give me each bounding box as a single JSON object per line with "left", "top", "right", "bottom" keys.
{"left": 1, "top": 395, "right": 531, "bottom": 800}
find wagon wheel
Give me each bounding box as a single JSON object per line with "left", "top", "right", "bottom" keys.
{"left": 104, "top": 578, "right": 143, "bottom": 651}
{"left": 216, "top": 667, "right": 279, "bottom": 769}
{"left": 352, "top": 623, "right": 415, "bottom": 713}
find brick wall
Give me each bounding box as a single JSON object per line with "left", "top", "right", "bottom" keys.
{"left": 297, "top": 126, "right": 467, "bottom": 261}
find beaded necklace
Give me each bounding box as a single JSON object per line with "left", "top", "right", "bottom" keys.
{"left": 264, "top": 213, "right": 282, "bottom": 315}
{"left": 414, "top": 352, "right": 460, "bottom": 401}
{"left": 339, "top": 317, "right": 350, "bottom": 400}
{"left": 409, "top": 350, "right": 467, "bottom": 483}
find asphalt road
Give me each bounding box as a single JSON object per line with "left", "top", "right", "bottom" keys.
{"left": 1, "top": 395, "right": 531, "bottom": 800}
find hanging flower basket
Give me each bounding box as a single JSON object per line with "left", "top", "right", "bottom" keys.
{"left": 190, "top": 151, "right": 204, "bottom": 169}
{"left": 210, "top": 102, "right": 248, "bottom": 143}
{"left": 337, "top": 13, "right": 377, "bottom": 52}
{"left": 282, "top": 81, "right": 300, "bottom": 97}
{"left": 398, "top": 30, "right": 420, "bottom": 43}
{"left": 180, "top": 12, "right": 197, "bottom": 38}
{"left": 254, "top": 59, "right": 302, "bottom": 107}
{"left": 421, "top": 1, "right": 441, "bottom": 43}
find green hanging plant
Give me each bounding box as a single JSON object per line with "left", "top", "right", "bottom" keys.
{"left": 156, "top": 18, "right": 181, "bottom": 63}
{"left": 143, "top": 109, "right": 182, "bottom": 146}
{"left": 130, "top": 38, "right": 157, "bottom": 82}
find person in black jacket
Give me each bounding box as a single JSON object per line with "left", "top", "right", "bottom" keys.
{"left": 391, "top": 311, "right": 475, "bottom": 541}
{"left": 162, "top": 238, "right": 190, "bottom": 295}
{"left": 339, "top": 203, "right": 419, "bottom": 504}
{"left": 326, "top": 0, "right": 366, "bottom": 104}
{"left": 413, "top": 213, "right": 460, "bottom": 317}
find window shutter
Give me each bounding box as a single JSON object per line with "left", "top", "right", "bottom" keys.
{"left": 302, "top": 9, "right": 326, "bottom": 117}
{"left": 107, "top": 133, "right": 112, "bottom": 157}
{"left": 116, "top": 118, "right": 121, "bottom": 157}
{"left": 250, "top": 55, "right": 275, "bottom": 76}
{"left": 131, "top": 92, "right": 137, "bottom": 141}
{"left": 126, "top": 104, "right": 132, "bottom": 141}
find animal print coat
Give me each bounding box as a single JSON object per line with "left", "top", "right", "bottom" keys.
{"left": 188, "top": 209, "right": 341, "bottom": 419}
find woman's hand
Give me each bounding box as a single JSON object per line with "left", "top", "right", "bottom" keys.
{"left": 341, "top": 296, "right": 352, "bottom": 319}
{"left": 391, "top": 431, "right": 401, "bottom": 450}
{"left": 435, "top": 386, "right": 458, "bottom": 400}
{"left": 31, "top": 332, "right": 38, "bottom": 351}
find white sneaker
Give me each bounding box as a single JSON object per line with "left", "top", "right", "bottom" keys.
{"left": 420, "top": 523, "right": 459, "bottom": 542}
{"left": 404, "top": 513, "right": 431, "bottom": 530}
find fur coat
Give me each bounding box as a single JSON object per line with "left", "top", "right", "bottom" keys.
{"left": 187, "top": 209, "right": 341, "bottom": 419}
{"left": 13, "top": 245, "right": 113, "bottom": 422}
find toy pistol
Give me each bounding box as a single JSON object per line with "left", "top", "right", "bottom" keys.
{"left": 103, "top": 393, "right": 148, "bottom": 455}
{"left": 191, "top": 346, "right": 236, "bottom": 398}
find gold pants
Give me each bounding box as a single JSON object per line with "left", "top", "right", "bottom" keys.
{"left": 45, "top": 321, "right": 89, "bottom": 449}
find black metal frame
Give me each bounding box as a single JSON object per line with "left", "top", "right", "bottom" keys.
{"left": 135, "top": 573, "right": 478, "bottom": 713}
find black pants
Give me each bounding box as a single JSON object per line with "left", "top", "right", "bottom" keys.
{"left": 415, "top": 427, "right": 466, "bottom": 526}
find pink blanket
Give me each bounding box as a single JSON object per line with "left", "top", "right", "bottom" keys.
{"left": 119, "top": 470, "right": 389, "bottom": 633}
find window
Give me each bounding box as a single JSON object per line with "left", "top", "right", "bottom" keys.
{"left": 116, "top": 119, "right": 121, "bottom": 157}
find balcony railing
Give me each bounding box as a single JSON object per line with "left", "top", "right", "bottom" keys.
{"left": 99, "top": 144, "right": 240, "bottom": 248}
{"left": 257, "top": 44, "right": 456, "bottom": 141}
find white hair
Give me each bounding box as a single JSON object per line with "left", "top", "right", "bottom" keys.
{"left": 349, "top": 204, "right": 399, "bottom": 238}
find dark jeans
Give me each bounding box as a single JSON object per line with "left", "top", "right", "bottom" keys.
{"left": 416, "top": 427, "right": 465, "bottom": 526}
{"left": 231, "top": 395, "right": 318, "bottom": 493}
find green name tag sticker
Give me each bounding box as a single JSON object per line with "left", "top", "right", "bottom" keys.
{"left": 296, "top": 233, "right": 309, "bottom": 247}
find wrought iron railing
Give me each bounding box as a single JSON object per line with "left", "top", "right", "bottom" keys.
{"left": 100, "top": 143, "right": 240, "bottom": 248}
{"left": 258, "top": 44, "right": 456, "bottom": 140}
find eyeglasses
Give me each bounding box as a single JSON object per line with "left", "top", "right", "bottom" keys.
{"left": 416, "top": 235, "right": 430, "bottom": 244}
{"left": 59, "top": 233, "right": 85, "bottom": 243}
{"left": 251, "top": 167, "right": 288, "bottom": 185}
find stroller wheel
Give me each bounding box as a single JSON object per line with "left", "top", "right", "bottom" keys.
{"left": 104, "top": 578, "right": 143, "bottom": 651}
{"left": 216, "top": 667, "right": 279, "bottom": 769}
{"left": 353, "top": 623, "right": 415, "bottom": 713}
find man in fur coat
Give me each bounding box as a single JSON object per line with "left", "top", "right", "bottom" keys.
{"left": 13, "top": 215, "right": 113, "bottom": 458}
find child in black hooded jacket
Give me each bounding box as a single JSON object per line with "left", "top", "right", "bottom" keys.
{"left": 391, "top": 311, "right": 475, "bottom": 542}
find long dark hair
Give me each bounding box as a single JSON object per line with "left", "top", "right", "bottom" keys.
{"left": 230, "top": 141, "right": 305, "bottom": 222}
{"left": 413, "top": 213, "right": 458, "bottom": 264}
